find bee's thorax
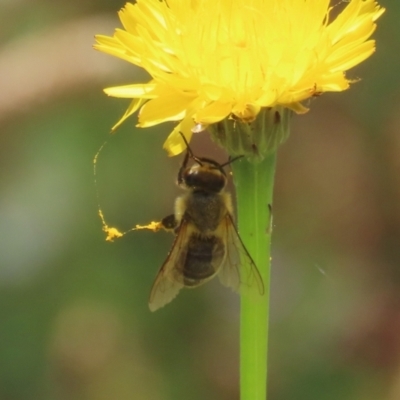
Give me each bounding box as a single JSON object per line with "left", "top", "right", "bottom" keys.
{"left": 180, "top": 191, "right": 227, "bottom": 233}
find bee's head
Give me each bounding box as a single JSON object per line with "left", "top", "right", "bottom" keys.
{"left": 176, "top": 132, "right": 242, "bottom": 193}
{"left": 180, "top": 157, "right": 227, "bottom": 193}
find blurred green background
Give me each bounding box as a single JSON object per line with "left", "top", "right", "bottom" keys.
{"left": 0, "top": 1, "right": 398, "bottom": 399}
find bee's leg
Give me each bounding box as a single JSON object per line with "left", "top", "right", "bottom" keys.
{"left": 160, "top": 214, "right": 178, "bottom": 232}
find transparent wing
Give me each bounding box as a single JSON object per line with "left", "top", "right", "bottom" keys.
{"left": 148, "top": 220, "right": 188, "bottom": 312}
{"left": 217, "top": 214, "right": 264, "bottom": 296}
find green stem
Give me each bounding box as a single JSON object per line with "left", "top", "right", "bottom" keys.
{"left": 232, "top": 152, "right": 277, "bottom": 400}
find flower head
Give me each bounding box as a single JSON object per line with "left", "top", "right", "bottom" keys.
{"left": 94, "top": 0, "right": 384, "bottom": 155}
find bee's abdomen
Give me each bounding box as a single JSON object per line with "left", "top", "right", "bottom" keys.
{"left": 183, "top": 234, "right": 224, "bottom": 286}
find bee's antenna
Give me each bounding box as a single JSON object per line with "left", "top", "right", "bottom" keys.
{"left": 179, "top": 131, "right": 193, "bottom": 156}
{"left": 178, "top": 131, "right": 203, "bottom": 166}
{"left": 220, "top": 155, "right": 244, "bottom": 168}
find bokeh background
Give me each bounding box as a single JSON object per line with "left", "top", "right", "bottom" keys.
{"left": 0, "top": 1, "right": 398, "bottom": 399}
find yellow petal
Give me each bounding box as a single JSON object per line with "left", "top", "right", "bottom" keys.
{"left": 94, "top": 35, "right": 138, "bottom": 64}
{"left": 111, "top": 98, "right": 147, "bottom": 132}
{"left": 163, "top": 118, "right": 194, "bottom": 156}
{"left": 195, "top": 101, "right": 232, "bottom": 124}
{"left": 104, "top": 83, "right": 157, "bottom": 99}
{"left": 138, "top": 93, "right": 192, "bottom": 127}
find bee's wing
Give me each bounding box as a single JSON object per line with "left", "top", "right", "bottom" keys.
{"left": 217, "top": 214, "right": 264, "bottom": 296}
{"left": 148, "top": 219, "right": 189, "bottom": 312}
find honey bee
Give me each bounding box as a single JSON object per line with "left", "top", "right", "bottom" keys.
{"left": 149, "top": 140, "right": 264, "bottom": 311}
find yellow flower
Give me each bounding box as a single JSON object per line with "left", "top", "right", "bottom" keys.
{"left": 94, "top": 0, "right": 384, "bottom": 156}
